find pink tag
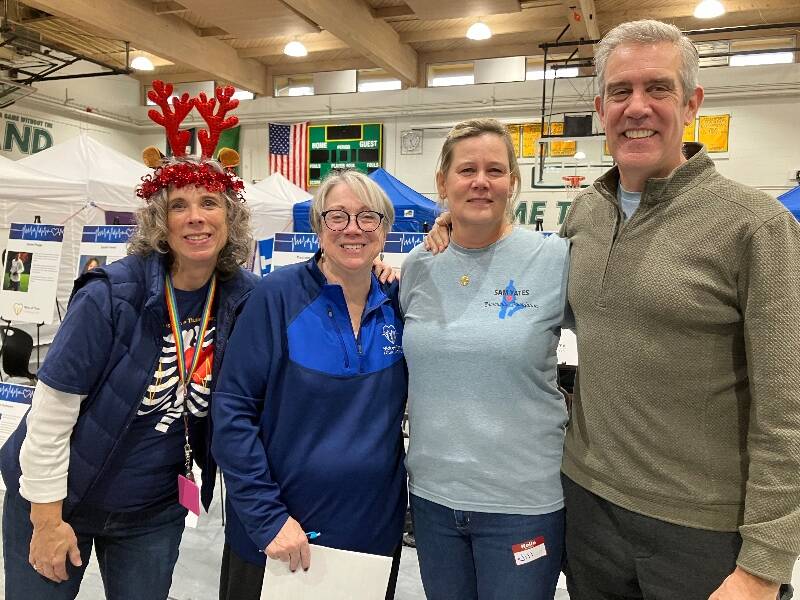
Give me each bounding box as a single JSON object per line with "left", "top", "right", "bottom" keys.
{"left": 178, "top": 474, "right": 200, "bottom": 516}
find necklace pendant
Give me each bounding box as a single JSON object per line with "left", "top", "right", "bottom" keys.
{"left": 459, "top": 274, "right": 470, "bottom": 287}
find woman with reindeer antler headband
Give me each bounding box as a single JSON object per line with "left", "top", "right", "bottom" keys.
{"left": 1, "top": 80, "right": 259, "bottom": 600}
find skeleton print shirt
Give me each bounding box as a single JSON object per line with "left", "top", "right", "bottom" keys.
{"left": 83, "top": 283, "right": 215, "bottom": 512}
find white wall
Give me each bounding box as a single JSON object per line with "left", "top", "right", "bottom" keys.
{"left": 1, "top": 65, "right": 144, "bottom": 162}
{"left": 5, "top": 61, "right": 799, "bottom": 230}
{"left": 0, "top": 104, "right": 144, "bottom": 160}
{"left": 32, "top": 61, "right": 142, "bottom": 111}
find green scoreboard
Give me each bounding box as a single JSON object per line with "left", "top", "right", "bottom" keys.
{"left": 308, "top": 123, "right": 383, "bottom": 187}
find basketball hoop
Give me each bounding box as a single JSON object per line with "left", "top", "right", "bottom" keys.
{"left": 562, "top": 175, "right": 585, "bottom": 202}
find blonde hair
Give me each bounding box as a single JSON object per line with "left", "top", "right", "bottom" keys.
{"left": 436, "top": 118, "right": 521, "bottom": 221}
{"left": 310, "top": 170, "right": 395, "bottom": 235}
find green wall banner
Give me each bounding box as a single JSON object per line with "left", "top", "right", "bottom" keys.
{"left": 2, "top": 112, "right": 54, "bottom": 155}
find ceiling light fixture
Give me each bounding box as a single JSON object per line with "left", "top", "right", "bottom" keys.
{"left": 130, "top": 55, "right": 155, "bottom": 71}
{"left": 694, "top": 0, "right": 725, "bottom": 19}
{"left": 284, "top": 40, "right": 308, "bottom": 57}
{"left": 466, "top": 21, "right": 492, "bottom": 41}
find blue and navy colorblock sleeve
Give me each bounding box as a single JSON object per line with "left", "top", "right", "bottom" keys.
{"left": 211, "top": 280, "right": 289, "bottom": 554}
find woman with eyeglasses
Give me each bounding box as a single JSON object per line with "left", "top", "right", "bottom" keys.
{"left": 211, "top": 170, "right": 407, "bottom": 600}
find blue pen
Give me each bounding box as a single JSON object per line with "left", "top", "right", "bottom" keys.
{"left": 305, "top": 531, "right": 322, "bottom": 540}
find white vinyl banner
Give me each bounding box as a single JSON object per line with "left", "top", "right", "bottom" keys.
{"left": 76, "top": 225, "right": 136, "bottom": 277}
{"left": 258, "top": 232, "right": 425, "bottom": 276}
{"left": 379, "top": 232, "right": 425, "bottom": 275}
{"left": 1, "top": 223, "right": 65, "bottom": 324}
{"left": 0, "top": 382, "right": 34, "bottom": 492}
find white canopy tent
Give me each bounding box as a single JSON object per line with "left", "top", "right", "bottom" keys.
{"left": 249, "top": 173, "right": 311, "bottom": 236}
{"left": 22, "top": 134, "right": 301, "bottom": 241}
{"left": 2, "top": 139, "right": 303, "bottom": 342}
{"left": 252, "top": 173, "right": 313, "bottom": 206}
{"left": 243, "top": 173, "right": 307, "bottom": 241}
{"left": 0, "top": 155, "right": 88, "bottom": 353}
{"left": 19, "top": 132, "right": 147, "bottom": 214}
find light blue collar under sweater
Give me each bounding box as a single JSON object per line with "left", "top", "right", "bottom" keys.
{"left": 618, "top": 184, "right": 642, "bottom": 221}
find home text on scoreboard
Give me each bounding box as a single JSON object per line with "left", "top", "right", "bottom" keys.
{"left": 307, "top": 123, "right": 383, "bottom": 186}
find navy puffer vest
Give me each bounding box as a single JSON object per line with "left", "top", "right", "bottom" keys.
{"left": 0, "top": 252, "right": 257, "bottom": 516}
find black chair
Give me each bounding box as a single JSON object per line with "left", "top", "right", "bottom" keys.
{"left": 0, "top": 326, "right": 37, "bottom": 383}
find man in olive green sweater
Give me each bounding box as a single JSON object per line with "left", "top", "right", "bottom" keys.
{"left": 560, "top": 20, "right": 800, "bottom": 600}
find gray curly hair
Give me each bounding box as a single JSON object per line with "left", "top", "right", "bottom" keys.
{"left": 127, "top": 157, "right": 252, "bottom": 278}
{"left": 595, "top": 20, "right": 699, "bottom": 104}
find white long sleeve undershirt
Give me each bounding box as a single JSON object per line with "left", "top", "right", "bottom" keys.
{"left": 18, "top": 381, "right": 85, "bottom": 504}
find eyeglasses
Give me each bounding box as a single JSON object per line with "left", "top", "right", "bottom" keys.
{"left": 321, "top": 209, "right": 385, "bottom": 232}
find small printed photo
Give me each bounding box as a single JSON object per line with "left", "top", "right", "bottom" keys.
{"left": 2, "top": 251, "right": 33, "bottom": 293}
{"left": 78, "top": 255, "right": 107, "bottom": 275}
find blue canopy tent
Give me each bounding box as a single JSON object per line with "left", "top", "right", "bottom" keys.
{"left": 778, "top": 186, "right": 800, "bottom": 220}
{"left": 292, "top": 168, "right": 439, "bottom": 232}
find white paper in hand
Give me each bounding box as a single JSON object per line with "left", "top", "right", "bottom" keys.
{"left": 261, "top": 544, "right": 392, "bottom": 600}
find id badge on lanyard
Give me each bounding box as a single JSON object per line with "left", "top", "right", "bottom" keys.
{"left": 165, "top": 273, "right": 217, "bottom": 517}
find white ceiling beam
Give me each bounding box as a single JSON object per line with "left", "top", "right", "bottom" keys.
{"left": 134, "top": 70, "right": 215, "bottom": 86}
{"left": 152, "top": 1, "right": 188, "bottom": 15}
{"left": 280, "top": 0, "right": 418, "bottom": 85}
{"left": 404, "top": 0, "right": 521, "bottom": 20}
{"left": 604, "top": 0, "right": 800, "bottom": 24}
{"left": 563, "top": 0, "right": 599, "bottom": 39}
{"left": 22, "top": 0, "right": 269, "bottom": 94}
{"left": 398, "top": 7, "right": 565, "bottom": 44}
{"left": 197, "top": 27, "right": 229, "bottom": 37}
{"left": 420, "top": 42, "right": 549, "bottom": 65}
{"left": 371, "top": 5, "right": 416, "bottom": 19}
{"left": 561, "top": 0, "right": 598, "bottom": 75}
{"left": 270, "top": 57, "right": 377, "bottom": 77}
{"left": 237, "top": 32, "right": 349, "bottom": 59}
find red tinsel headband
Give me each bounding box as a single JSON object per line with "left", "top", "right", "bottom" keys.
{"left": 136, "top": 162, "right": 245, "bottom": 202}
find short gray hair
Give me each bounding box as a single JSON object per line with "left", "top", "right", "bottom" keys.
{"left": 595, "top": 20, "right": 699, "bottom": 104}
{"left": 128, "top": 156, "right": 252, "bottom": 279}
{"left": 310, "top": 170, "right": 394, "bottom": 235}
{"left": 436, "top": 118, "right": 521, "bottom": 222}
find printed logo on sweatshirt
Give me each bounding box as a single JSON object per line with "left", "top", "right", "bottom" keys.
{"left": 482, "top": 279, "right": 538, "bottom": 319}
{"left": 381, "top": 323, "right": 403, "bottom": 355}
{"left": 382, "top": 324, "right": 397, "bottom": 345}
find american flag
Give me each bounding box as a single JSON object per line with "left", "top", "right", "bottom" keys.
{"left": 269, "top": 122, "right": 308, "bottom": 190}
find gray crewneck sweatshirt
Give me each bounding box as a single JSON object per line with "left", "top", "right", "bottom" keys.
{"left": 400, "top": 228, "right": 570, "bottom": 514}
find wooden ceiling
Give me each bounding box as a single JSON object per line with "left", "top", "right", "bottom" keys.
{"left": 3, "top": 0, "right": 799, "bottom": 95}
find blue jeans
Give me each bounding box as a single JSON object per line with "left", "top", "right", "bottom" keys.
{"left": 3, "top": 490, "right": 186, "bottom": 600}
{"left": 411, "top": 494, "right": 564, "bottom": 600}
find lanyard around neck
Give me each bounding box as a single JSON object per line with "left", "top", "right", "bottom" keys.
{"left": 164, "top": 272, "right": 217, "bottom": 392}
{"left": 165, "top": 272, "right": 216, "bottom": 478}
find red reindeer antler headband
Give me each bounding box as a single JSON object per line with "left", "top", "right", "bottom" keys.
{"left": 136, "top": 80, "right": 244, "bottom": 201}
{"left": 195, "top": 85, "right": 239, "bottom": 159}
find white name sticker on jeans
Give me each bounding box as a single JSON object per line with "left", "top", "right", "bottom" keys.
{"left": 512, "top": 536, "right": 547, "bottom": 566}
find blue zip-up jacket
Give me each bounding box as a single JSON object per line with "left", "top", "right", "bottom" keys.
{"left": 0, "top": 253, "right": 258, "bottom": 516}
{"left": 212, "top": 254, "right": 407, "bottom": 565}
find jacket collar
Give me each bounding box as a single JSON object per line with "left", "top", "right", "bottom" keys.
{"left": 594, "top": 142, "right": 716, "bottom": 206}
{"left": 307, "top": 250, "right": 390, "bottom": 315}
